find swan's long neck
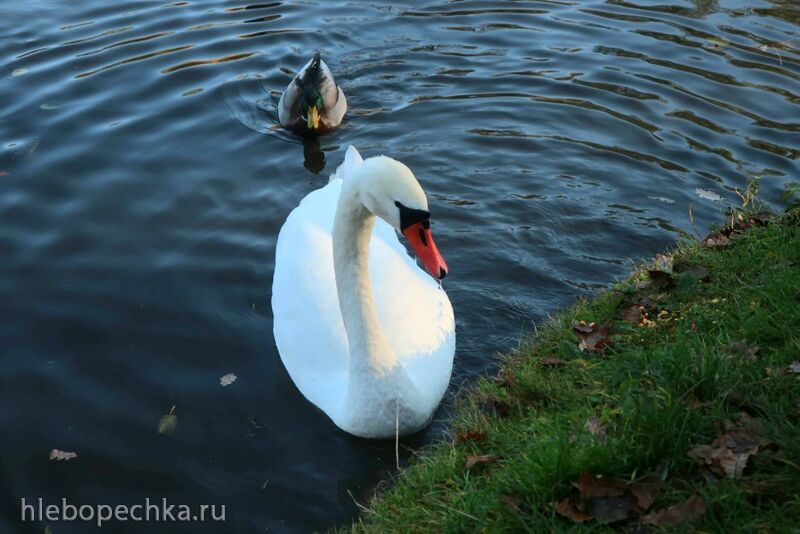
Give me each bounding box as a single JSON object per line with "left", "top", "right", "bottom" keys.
{"left": 332, "top": 178, "right": 397, "bottom": 375}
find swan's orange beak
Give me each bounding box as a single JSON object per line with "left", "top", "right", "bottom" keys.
{"left": 402, "top": 222, "right": 448, "bottom": 280}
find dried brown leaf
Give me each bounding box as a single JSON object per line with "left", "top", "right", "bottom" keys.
{"left": 571, "top": 321, "right": 612, "bottom": 353}
{"left": 689, "top": 428, "right": 768, "bottom": 478}
{"left": 585, "top": 495, "right": 637, "bottom": 524}
{"left": 584, "top": 416, "right": 608, "bottom": 441}
{"left": 480, "top": 398, "right": 511, "bottom": 419}
{"left": 573, "top": 472, "right": 628, "bottom": 499}
{"left": 622, "top": 305, "right": 646, "bottom": 326}
{"left": 553, "top": 499, "right": 592, "bottom": 523}
{"left": 642, "top": 495, "right": 706, "bottom": 527}
{"left": 454, "top": 431, "right": 487, "bottom": 445}
{"left": 630, "top": 476, "right": 664, "bottom": 512}
{"left": 465, "top": 454, "right": 499, "bottom": 470}
{"left": 540, "top": 357, "right": 567, "bottom": 366}
{"left": 701, "top": 231, "right": 731, "bottom": 249}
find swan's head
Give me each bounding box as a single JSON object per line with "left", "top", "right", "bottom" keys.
{"left": 358, "top": 156, "right": 449, "bottom": 280}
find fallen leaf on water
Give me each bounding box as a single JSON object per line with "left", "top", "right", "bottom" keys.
{"left": 158, "top": 405, "right": 178, "bottom": 436}
{"left": 454, "top": 431, "right": 487, "bottom": 444}
{"left": 465, "top": 454, "right": 499, "bottom": 470}
{"left": 572, "top": 321, "right": 611, "bottom": 353}
{"left": 642, "top": 495, "right": 706, "bottom": 527}
{"left": 553, "top": 499, "right": 593, "bottom": 523}
{"left": 705, "top": 37, "right": 729, "bottom": 51}
{"left": 540, "top": 357, "right": 567, "bottom": 366}
{"left": 584, "top": 416, "right": 608, "bottom": 441}
{"left": 696, "top": 188, "right": 722, "bottom": 201}
{"left": 220, "top": 373, "right": 237, "bottom": 387}
{"left": 49, "top": 449, "right": 77, "bottom": 461}
{"left": 0, "top": 170, "right": 9, "bottom": 177}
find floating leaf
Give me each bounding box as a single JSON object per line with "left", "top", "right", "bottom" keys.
{"left": 158, "top": 405, "right": 178, "bottom": 436}
{"left": 643, "top": 495, "right": 706, "bottom": 527}
{"left": 220, "top": 373, "right": 237, "bottom": 387}
{"left": 49, "top": 449, "right": 77, "bottom": 461}
{"left": 695, "top": 188, "right": 722, "bottom": 202}
{"left": 705, "top": 37, "right": 730, "bottom": 51}
{"left": 648, "top": 195, "right": 675, "bottom": 204}
{"left": 0, "top": 170, "right": 9, "bottom": 177}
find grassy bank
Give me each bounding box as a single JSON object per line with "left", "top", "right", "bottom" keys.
{"left": 350, "top": 209, "right": 800, "bottom": 532}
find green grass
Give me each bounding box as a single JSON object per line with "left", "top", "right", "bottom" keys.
{"left": 348, "top": 211, "right": 800, "bottom": 533}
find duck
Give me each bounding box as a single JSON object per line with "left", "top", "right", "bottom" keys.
{"left": 271, "top": 146, "right": 455, "bottom": 438}
{"left": 278, "top": 52, "right": 347, "bottom": 136}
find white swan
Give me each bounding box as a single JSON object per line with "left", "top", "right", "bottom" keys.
{"left": 271, "top": 146, "right": 455, "bottom": 438}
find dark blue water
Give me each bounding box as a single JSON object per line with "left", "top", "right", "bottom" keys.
{"left": 1, "top": 0, "right": 798, "bottom": 532}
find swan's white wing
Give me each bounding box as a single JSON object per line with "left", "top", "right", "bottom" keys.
{"left": 272, "top": 146, "right": 455, "bottom": 417}
{"left": 272, "top": 180, "right": 349, "bottom": 413}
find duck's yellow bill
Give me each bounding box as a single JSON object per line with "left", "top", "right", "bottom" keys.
{"left": 307, "top": 105, "right": 320, "bottom": 130}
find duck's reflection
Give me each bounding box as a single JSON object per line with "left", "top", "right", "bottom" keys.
{"left": 303, "top": 136, "right": 326, "bottom": 174}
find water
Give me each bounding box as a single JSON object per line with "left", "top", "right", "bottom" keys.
{"left": 1, "top": 0, "right": 798, "bottom": 531}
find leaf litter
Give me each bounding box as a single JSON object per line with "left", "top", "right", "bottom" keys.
{"left": 689, "top": 413, "right": 772, "bottom": 478}
{"left": 571, "top": 321, "right": 611, "bottom": 353}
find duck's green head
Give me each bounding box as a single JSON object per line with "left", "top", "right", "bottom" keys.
{"left": 302, "top": 87, "right": 324, "bottom": 131}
